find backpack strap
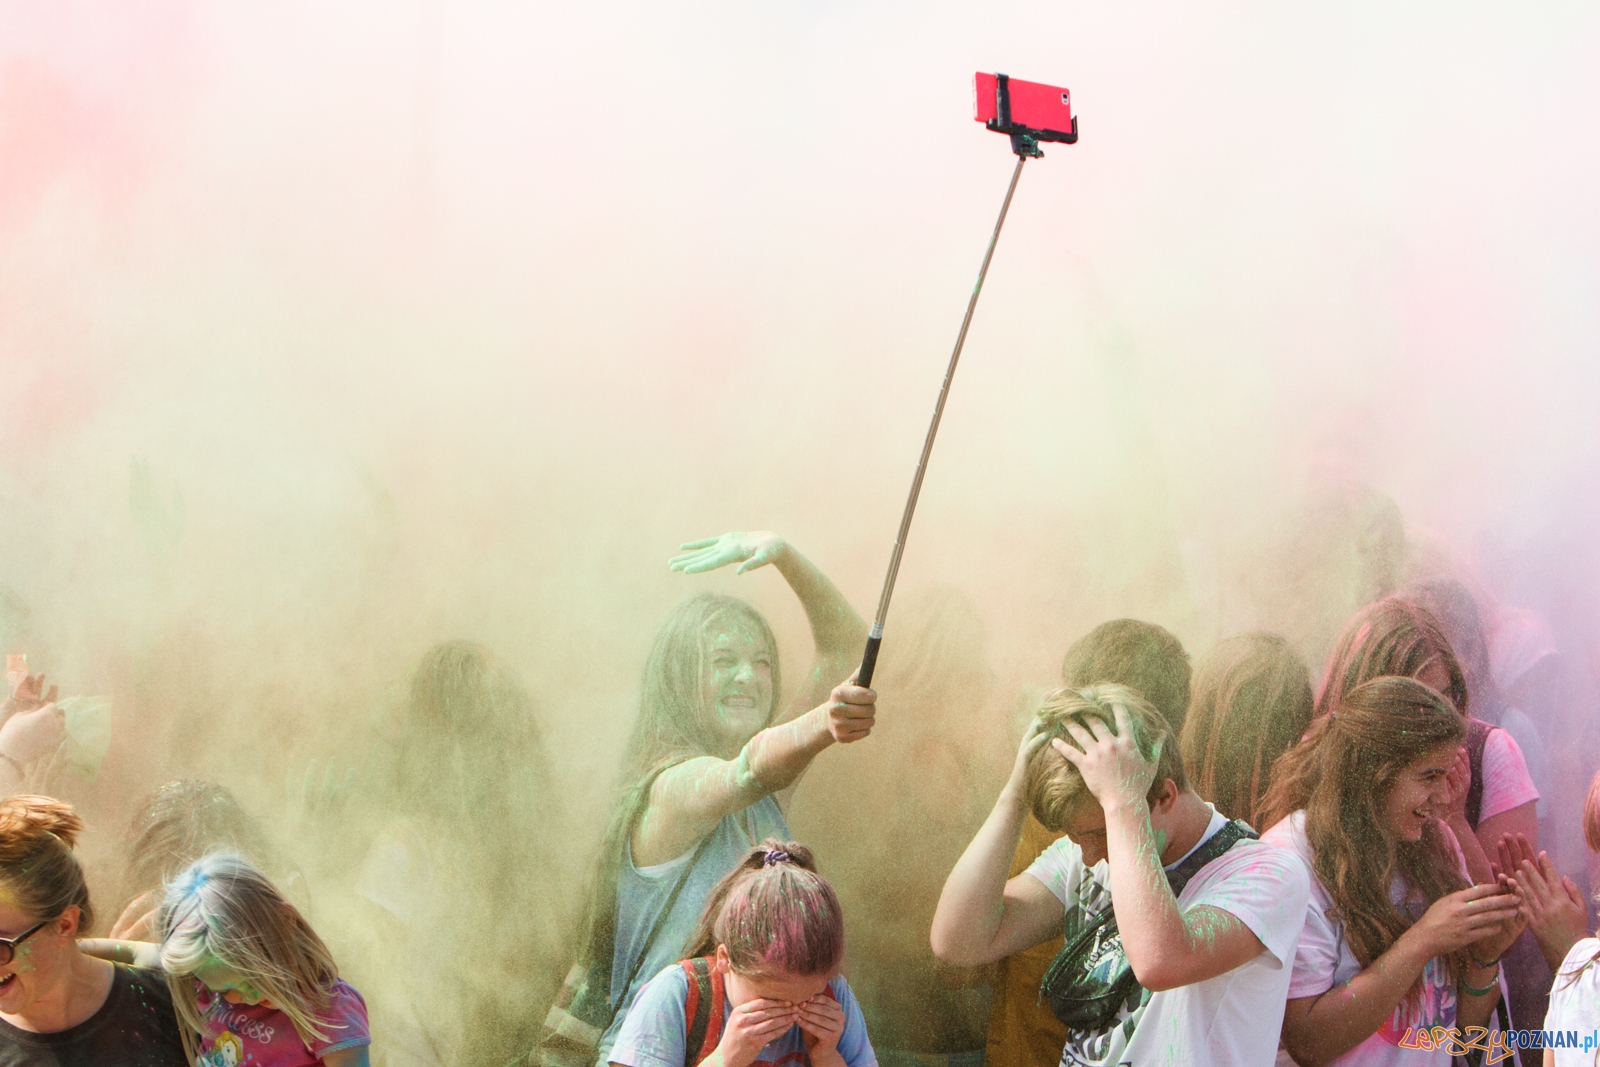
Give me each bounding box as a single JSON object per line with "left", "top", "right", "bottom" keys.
{"left": 1166, "top": 819, "right": 1259, "bottom": 897}
{"left": 681, "top": 957, "right": 726, "bottom": 1067}
{"left": 1465, "top": 717, "right": 1493, "bottom": 830}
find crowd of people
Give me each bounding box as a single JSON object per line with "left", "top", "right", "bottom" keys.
{"left": 0, "top": 527, "right": 1595, "bottom": 1067}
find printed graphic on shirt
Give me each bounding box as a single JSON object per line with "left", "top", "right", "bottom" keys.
{"left": 205, "top": 1031, "right": 246, "bottom": 1067}
{"left": 1375, "top": 942, "right": 1455, "bottom": 1046}
{"left": 1057, "top": 875, "right": 1148, "bottom": 1066}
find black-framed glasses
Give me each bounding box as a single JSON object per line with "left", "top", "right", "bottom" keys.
{"left": 0, "top": 921, "right": 49, "bottom": 966}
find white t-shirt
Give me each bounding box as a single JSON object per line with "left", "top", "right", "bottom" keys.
{"left": 1478, "top": 724, "right": 1540, "bottom": 822}
{"left": 1024, "top": 805, "right": 1310, "bottom": 1067}
{"left": 1546, "top": 937, "right": 1600, "bottom": 1066}
{"left": 1261, "top": 812, "right": 1469, "bottom": 1067}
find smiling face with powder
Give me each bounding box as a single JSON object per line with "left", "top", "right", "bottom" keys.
{"left": 700, "top": 620, "right": 775, "bottom": 750}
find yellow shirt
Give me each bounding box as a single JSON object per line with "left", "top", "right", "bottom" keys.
{"left": 983, "top": 814, "right": 1069, "bottom": 1067}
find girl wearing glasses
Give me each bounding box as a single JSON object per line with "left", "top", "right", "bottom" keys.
{"left": 0, "top": 794, "right": 186, "bottom": 1066}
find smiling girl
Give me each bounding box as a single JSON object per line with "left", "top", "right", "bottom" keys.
{"left": 1259, "top": 677, "right": 1525, "bottom": 1067}
{"left": 544, "top": 532, "right": 873, "bottom": 1067}
{"left": 608, "top": 840, "right": 875, "bottom": 1067}
{"left": 86, "top": 853, "right": 370, "bottom": 1067}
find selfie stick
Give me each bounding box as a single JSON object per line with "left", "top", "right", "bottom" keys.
{"left": 856, "top": 73, "right": 1077, "bottom": 689}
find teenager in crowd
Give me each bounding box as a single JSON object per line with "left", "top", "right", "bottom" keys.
{"left": 1404, "top": 577, "right": 1554, "bottom": 1052}
{"left": 108, "top": 779, "right": 287, "bottom": 941}
{"left": 934, "top": 684, "right": 1309, "bottom": 1067}
{"left": 0, "top": 795, "right": 185, "bottom": 1066}
{"left": 1316, "top": 596, "right": 1539, "bottom": 889}
{"left": 1261, "top": 676, "right": 1525, "bottom": 1067}
{"left": 983, "top": 621, "right": 1192, "bottom": 1067}
{"left": 541, "top": 532, "right": 872, "bottom": 1067}
{"left": 354, "top": 639, "right": 565, "bottom": 1066}
{"left": 608, "top": 840, "right": 875, "bottom": 1067}
{"left": 1179, "top": 632, "right": 1314, "bottom": 827}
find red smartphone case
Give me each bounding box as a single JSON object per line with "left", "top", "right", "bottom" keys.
{"left": 973, "top": 72, "right": 1077, "bottom": 144}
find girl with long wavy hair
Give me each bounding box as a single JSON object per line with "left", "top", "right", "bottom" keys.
{"left": 541, "top": 532, "right": 873, "bottom": 1067}
{"left": 1261, "top": 677, "right": 1524, "bottom": 1067}
{"left": 1315, "top": 595, "right": 1540, "bottom": 887}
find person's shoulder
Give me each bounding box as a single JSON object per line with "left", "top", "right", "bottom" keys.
{"left": 1222, "top": 837, "right": 1309, "bottom": 888}
{"left": 1558, "top": 938, "right": 1600, "bottom": 978}
{"left": 310, "top": 979, "right": 373, "bottom": 1054}
{"left": 326, "top": 979, "right": 369, "bottom": 1019}
{"left": 118, "top": 965, "right": 177, "bottom": 1010}
{"left": 633, "top": 959, "right": 693, "bottom": 1008}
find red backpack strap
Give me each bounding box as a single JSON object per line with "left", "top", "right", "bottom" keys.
{"left": 680, "top": 958, "right": 726, "bottom": 1067}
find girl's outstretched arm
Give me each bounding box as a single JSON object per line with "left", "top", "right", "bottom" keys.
{"left": 322, "top": 1048, "right": 371, "bottom": 1067}
{"left": 77, "top": 938, "right": 162, "bottom": 968}
{"left": 670, "top": 532, "right": 866, "bottom": 724}
{"left": 632, "top": 681, "right": 875, "bottom": 867}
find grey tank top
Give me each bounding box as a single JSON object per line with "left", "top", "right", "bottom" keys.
{"left": 595, "top": 795, "right": 790, "bottom": 1064}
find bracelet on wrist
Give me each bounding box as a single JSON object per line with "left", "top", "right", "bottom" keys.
{"left": 1468, "top": 949, "right": 1506, "bottom": 970}
{"left": 1462, "top": 964, "right": 1500, "bottom": 998}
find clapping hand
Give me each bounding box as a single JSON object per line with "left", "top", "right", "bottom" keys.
{"left": 1498, "top": 832, "right": 1589, "bottom": 971}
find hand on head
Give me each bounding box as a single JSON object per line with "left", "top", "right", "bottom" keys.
{"left": 1049, "top": 701, "right": 1162, "bottom": 811}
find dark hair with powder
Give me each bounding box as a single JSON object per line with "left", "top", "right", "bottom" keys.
{"left": 0, "top": 795, "right": 93, "bottom": 931}
{"left": 683, "top": 838, "right": 845, "bottom": 978}
{"left": 1061, "top": 619, "right": 1192, "bottom": 734}
{"left": 1181, "top": 632, "right": 1314, "bottom": 827}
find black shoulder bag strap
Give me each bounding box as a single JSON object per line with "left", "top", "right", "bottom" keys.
{"left": 1040, "top": 818, "right": 1260, "bottom": 1034}
{"left": 1464, "top": 717, "right": 1493, "bottom": 830}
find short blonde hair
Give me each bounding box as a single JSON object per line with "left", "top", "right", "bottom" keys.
{"left": 1025, "top": 684, "right": 1186, "bottom": 832}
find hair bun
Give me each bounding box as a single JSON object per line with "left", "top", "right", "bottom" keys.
{"left": 0, "top": 795, "right": 84, "bottom": 860}
{"left": 749, "top": 838, "right": 816, "bottom": 872}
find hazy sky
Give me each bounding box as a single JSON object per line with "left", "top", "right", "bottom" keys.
{"left": 3, "top": 2, "right": 1599, "bottom": 846}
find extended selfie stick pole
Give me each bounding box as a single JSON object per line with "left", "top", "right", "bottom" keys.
{"left": 855, "top": 151, "right": 1030, "bottom": 689}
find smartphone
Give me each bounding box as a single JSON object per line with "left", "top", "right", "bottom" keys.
{"left": 973, "top": 72, "right": 1077, "bottom": 144}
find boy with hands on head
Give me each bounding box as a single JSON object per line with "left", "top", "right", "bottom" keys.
{"left": 931, "top": 684, "right": 1310, "bottom": 1067}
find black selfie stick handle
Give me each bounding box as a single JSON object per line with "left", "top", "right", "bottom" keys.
{"left": 857, "top": 151, "right": 1030, "bottom": 690}
{"left": 858, "top": 633, "right": 883, "bottom": 688}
